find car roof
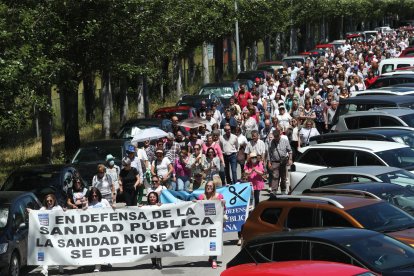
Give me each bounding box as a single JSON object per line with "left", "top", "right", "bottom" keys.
{"left": 12, "top": 164, "right": 73, "bottom": 172}
{"left": 247, "top": 227, "right": 379, "bottom": 245}
{"left": 303, "top": 140, "right": 408, "bottom": 152}
{"left": 283, "top": 55, "right": 306, "bottom": 59}
{"left": 308, "top": 165, "right": 402, "bottom": 176}
{"left": 339, "top": 94, "right": 414, "bottom": 103}
{"left": 0, "top": 191, "right": 33, "bottom": 204}
{"left": 121, "top": 118, "right": 164, "bottom": 127}
{"left": 201, "top": 82, "right": 236, "bottom": 88}
{"left": 81, "top": 139, "right": 127, "bottom": 147}
{"left": 257, "top": 61, "right": 283, "bottom": 66}
{"left": 326, "top": 182, "right": 407, "bottom": 194}
{"left": 303, "top": 194, "right": 382, "bottom": 210}
{"left": 380, "top": 71, "right": 414, "bottom": 77}
{"left": 340, "top": 108, "right": 414, "bottom": 117}
{"left": 311, "top": 127, "right": 414, "bottom": 141}
{"left": 153, "top": 105, "right": 194, "bottom": 112}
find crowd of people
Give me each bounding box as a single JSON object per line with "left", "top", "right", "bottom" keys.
{"left": 38, "top": 28, "right": 414, "bottom": 274}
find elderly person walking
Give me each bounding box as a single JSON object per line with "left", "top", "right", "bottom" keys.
{"left": 267, "top": 130, "right": 293, "bottom": 194}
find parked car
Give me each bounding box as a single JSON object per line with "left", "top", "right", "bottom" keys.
{"left": 198, "top": 82, "right": 237, "bottom": 107}
{"left": 363, "top": 30, "right": 378, "bottom": 42}
{"left": 315, "top": 43, "right": 334, "bottom": 52}
{"left": 230, "top": 227, "right": 414, "bottom": 275}
{"left": 307, "top": 183, "right": 414, "bottom": 216}
{"left": 176, "top": 94, "right": 223, "bottom": 111}
{"left": 113, "top": 118, "right": 166, "bottom": 139}
{"left": 310, "top": 127, "right": 414, "bottom": 147}
{"left": 152, "top": 105, "right": 197, "bottom": 121}
{"left": 352, "top": 86, "right": 414, "bottom": 97}
{"left": 256, "top": 61, "right": 284, "bottom": 75}
{"left": 71, "top": 139, "right": 128, "bottom": 186}
{"left": 221, "top": 261, "right": 374, "bottom": 276}
{"left": 0, "top": 192, "right": 42, "bottom": 276}
{"left": 1, "top": 165, "right": 81, "bottom": 207}
{"left": 366, "top": 72, "right": 414, "bottom": 90}
{"left": 379, "top": 58, "right": 414, "bottom": 75}
{"left": 400, "top": 47, "right": 414, "bottom": 58}
{"left": 282, "top": 55, "right": 307, "bottom": 67}
{"left": 331, "top": 95, "right": 414, "bottom": 125}
{"left": 241, "top": 193, "right": 414, "bottom": 246}
{"left": 236, "top": 71, "right": 268, "bottom": 82}
{"left": 290, "top": 166, "right": 414, "bottom": 195}
{"left": 290, "top": 140, "right": 414, "bottom": 189}
{"left": 331, "top": 108, "right": 414, "bottom": 132}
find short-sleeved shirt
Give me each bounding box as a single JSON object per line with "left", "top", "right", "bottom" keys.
{"left": 153, "top": 157, "right": 171, "bottom": 178}
{"left": 119, "top": 167, "right": 139, "bottom": 190}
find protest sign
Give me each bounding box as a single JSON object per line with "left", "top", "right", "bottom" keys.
{"left": 28, "top": 201, "right": 223, "bottom": 265}
{"left": 160, "top": 183, "right": 251, "bottom": 232}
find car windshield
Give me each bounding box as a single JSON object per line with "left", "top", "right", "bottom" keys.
{"left": 378, "top": 186, "right": 414, "bottom": 216}
{"left": 72, "top": 145, "right": 122, "bottom": 163}
{"left": 376, "top": 147, "right": 414, "bottom": 170}
{"left": 376, "top": 169, "right": 414, "bottom": 186}
{"left": 200, "top": 87, "right": 233, "bottom": 98}
{"left": 347, "top": 202, "right": 414, "bottom": 232}
{"left": 390, "top": 133, "right": 414, "bottom": 147}
{"left": 0, "top": 206, "right": 9, "bottom": 230}
{"left": 341, "top": 233, "right": 414, "bottom": 271}
{"left": 2, "top": 170, "right": 60, "bottom": 191}
{"left": 400, "top": 113, "right": 414, "bottom": 127}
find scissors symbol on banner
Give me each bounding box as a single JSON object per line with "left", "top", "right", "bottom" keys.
{"left": 229, "top": 185, "right": 247, "bottom": 205}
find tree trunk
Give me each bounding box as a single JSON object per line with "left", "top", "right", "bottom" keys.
{"left": 321, "top": 16, "right": 326, "bottom": 43}
{"left": 202, "top": 42, "right": 210, "bottom": 84}
{"left": 119, "top": 77, "right": 128, "bottom": 124}
{"left": 137, "top": 75, "right": 145, "bottom": 118}
{"left": 240, "top": 43, "right": 246, "bottom": 72}
{"left": 83, "top": 72, "right": 95, "bottom": 123}
{"left": 143, "top": 75, "right": 149, "bottom": 118}
{"left": 188, "top": 50, "right": 196, "bottom": 85}
{"left": 274, "top": 33, "right": 282, "bottom": 60}
{"left": 305, "top": 22, "right": 312, "bottom": 51}
{"left": 160, "top": 57, "right": 169, "bottom": 101}
{"left": 62, "top": 81, "right": 80, "bottom": 156}
{"left": 264, "top": 36, "right": 271, "bottom": 61}
{"left": 102, "top": 71, "right": 112, "bottom": 139}
{"left": 340, "top": 16, "right": 344, "bottom": 39}
{"left": 227, "top": 37, "right": 233, "bottom": 76}
{"left": 250, "top": 41, "right": 258, "bottom": 70}
{"left": 290, "top": 26, "right": 298, "bottom": 55}
{"left": 214, "top": 38, "right": 224, "bottom": 82}
{"left": 173, "top": 56, "right": 183, "bottom": 98}
{"left": 40, "top": 87, "right": 52, "bottom": 164}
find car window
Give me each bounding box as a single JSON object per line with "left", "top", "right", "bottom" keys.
{"left": 380, "top": 116, "right": 402, "bottom": 127}
{"left": 2, "top": 170, "right": 61, "bottom": 192}
{"left": 352, "top": 175, "right": 375, "bottom": 182}
{"left": 286, "top": 208, "right": 316, "bottom": 229}
{"left": 400, "top": 113, "right": 414, "bottom": 128}
{"left": 382, "top": 64, "right": 394, "bottom": 73}
{"left": 319, "top": 150, "right": 355, "bottom": 167}
{"left": 397, "top": 64, "right": 411, "bottom": 69}
{"left": 344, "top": 117, "right": 359, "bottom": 129}
{"left": 376, "top": 147, "right": 414, "bottom": 170}
{"left": 358, "top": 116, "right": 379, "bottom": 128}
{"left": 377, "top": 170, "right": 414, "bottom": 186}
{"left": 319, "top": 210, "right": 354, "bottom": 227}
{"left": 256, "top": 241, "right": 310, "bottom": 262}
{"left": 355, "top": 151, "right": 384, "bottom": 166}
{"left": 12, "top": 201, "right": 26, "bottom": 230}
{"left": 313, "top": 175, "right": 353, "bottom": 188}
{"left": 0, "top": 205, "right": 9, "bottom": 230}
{"left": 297, "top": 149, "right": 326, "bottom": 166}
{"left": 260, "top": 208, "right": 282, "bottom": 224}
{"left": 311, "top": 242, "right": 353, "bottom": 264}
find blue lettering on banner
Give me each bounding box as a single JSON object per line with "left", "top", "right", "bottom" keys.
{"left": 38, "top": 252, "right": 44, "bottom": 261}
{"left": 38, "top": 214, "right": 49, "bottom": 226}
{"left": 204, "top": 203, "right": 216, "bottom": 216}
{"left": 160, "top": 183, "right": 251, "bottom": 233}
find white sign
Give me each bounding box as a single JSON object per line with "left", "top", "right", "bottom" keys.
{"left": 207, "top": 44, "right": 214, "bottom": 60}
{"left": 28, "top": 201, "right": 223, "bottom": 265}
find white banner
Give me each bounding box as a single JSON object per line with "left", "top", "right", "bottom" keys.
{"left": 28, "top": 201, "right": 223, "bottom": 265}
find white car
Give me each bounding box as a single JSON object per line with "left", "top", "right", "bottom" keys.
{"left": 290, "top": 140, "right": 414, "bottom": 189}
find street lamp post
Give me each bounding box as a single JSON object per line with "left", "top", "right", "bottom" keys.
{"left": 235, "top": 0, "right": 241, "bottom": 74}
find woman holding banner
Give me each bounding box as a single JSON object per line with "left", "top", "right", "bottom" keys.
{"left": 197, "top": 181, "right": 225, "bottom": 269}
{"left": 143, "top": 191, "right": 163, "bottom": 270}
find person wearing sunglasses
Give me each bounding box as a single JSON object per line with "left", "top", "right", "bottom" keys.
{"left": 67, "top": 177, "right": 88, "bottom": 209}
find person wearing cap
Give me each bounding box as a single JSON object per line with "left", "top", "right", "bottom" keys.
{"left": 119, "top": 157, "right": 141, "bottom": 206}
{"left": 276, "top": 105, "right": 291, "bottom": 131}
{"left": 105, "top": 154, "right": 120, "bottom": 202}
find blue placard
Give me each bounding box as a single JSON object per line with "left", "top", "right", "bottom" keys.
{"left": 160, "top": 183, "right": 251, "bottom": 232}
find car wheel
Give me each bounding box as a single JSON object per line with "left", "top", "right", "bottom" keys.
{"left": 9, "top": 252, "right": 20, "bottom": 276}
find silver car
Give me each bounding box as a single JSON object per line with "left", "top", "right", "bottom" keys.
{"left": 291, "top": 166, "right": 414, "bottom": 195}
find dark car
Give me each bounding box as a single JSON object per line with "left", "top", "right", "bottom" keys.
{"left": 0, "top": 192, "right": 41, "bottom": 276}
{"left": 176, "top": 94, "right": 223, "bottom": 110}
{"left": 198, "top": 82, "right": 237, "bottom": 107}
{"left": 113, "top": 118, "right": 166, "bottom": 139}
{"left": 152, "top": 106, "right": 197, "bottom": 121}
{"left": 1, "top": 165, "right": 80, "bottom": 207}
{"left": 256, "top": 61, "right": 284, "bottom": 75}
{"left": 368, "top": 74, "right": 414, "bottom": 89}
{"left": 308, "top": 183, "right": 414, "bottom": 215}
{"left": 228, "top": 228, "right": 414, "bottom": 275}
{"left": 310, "top": 127, "right": 414, "bottom": 147}
{"left": 236, "top": 71, "right": 268, "bottom": 82}
{"left": 237, "top": 79, "right": 254, "bottom": 92}
{"left": 332, "top": 95, "right": 414, "bottom": 126}
{"left": 71, "top": 139, "right": 128, "bottom": 186}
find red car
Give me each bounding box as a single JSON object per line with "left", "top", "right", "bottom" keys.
{"left": 221, "top": 261, "right": 374, "bottom": 276}
{"left": 152, "top": 105, "right": 197, "bottom": 121}
{"left": 399, "top": 47, "right": 414, "bottom": 58}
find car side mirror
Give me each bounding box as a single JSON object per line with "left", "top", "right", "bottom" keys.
{"left": 289, "top": 164, "right": 296, "bottom": 172}
{"left": 18, "top": 222, "right": 27, "bottom": 231}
